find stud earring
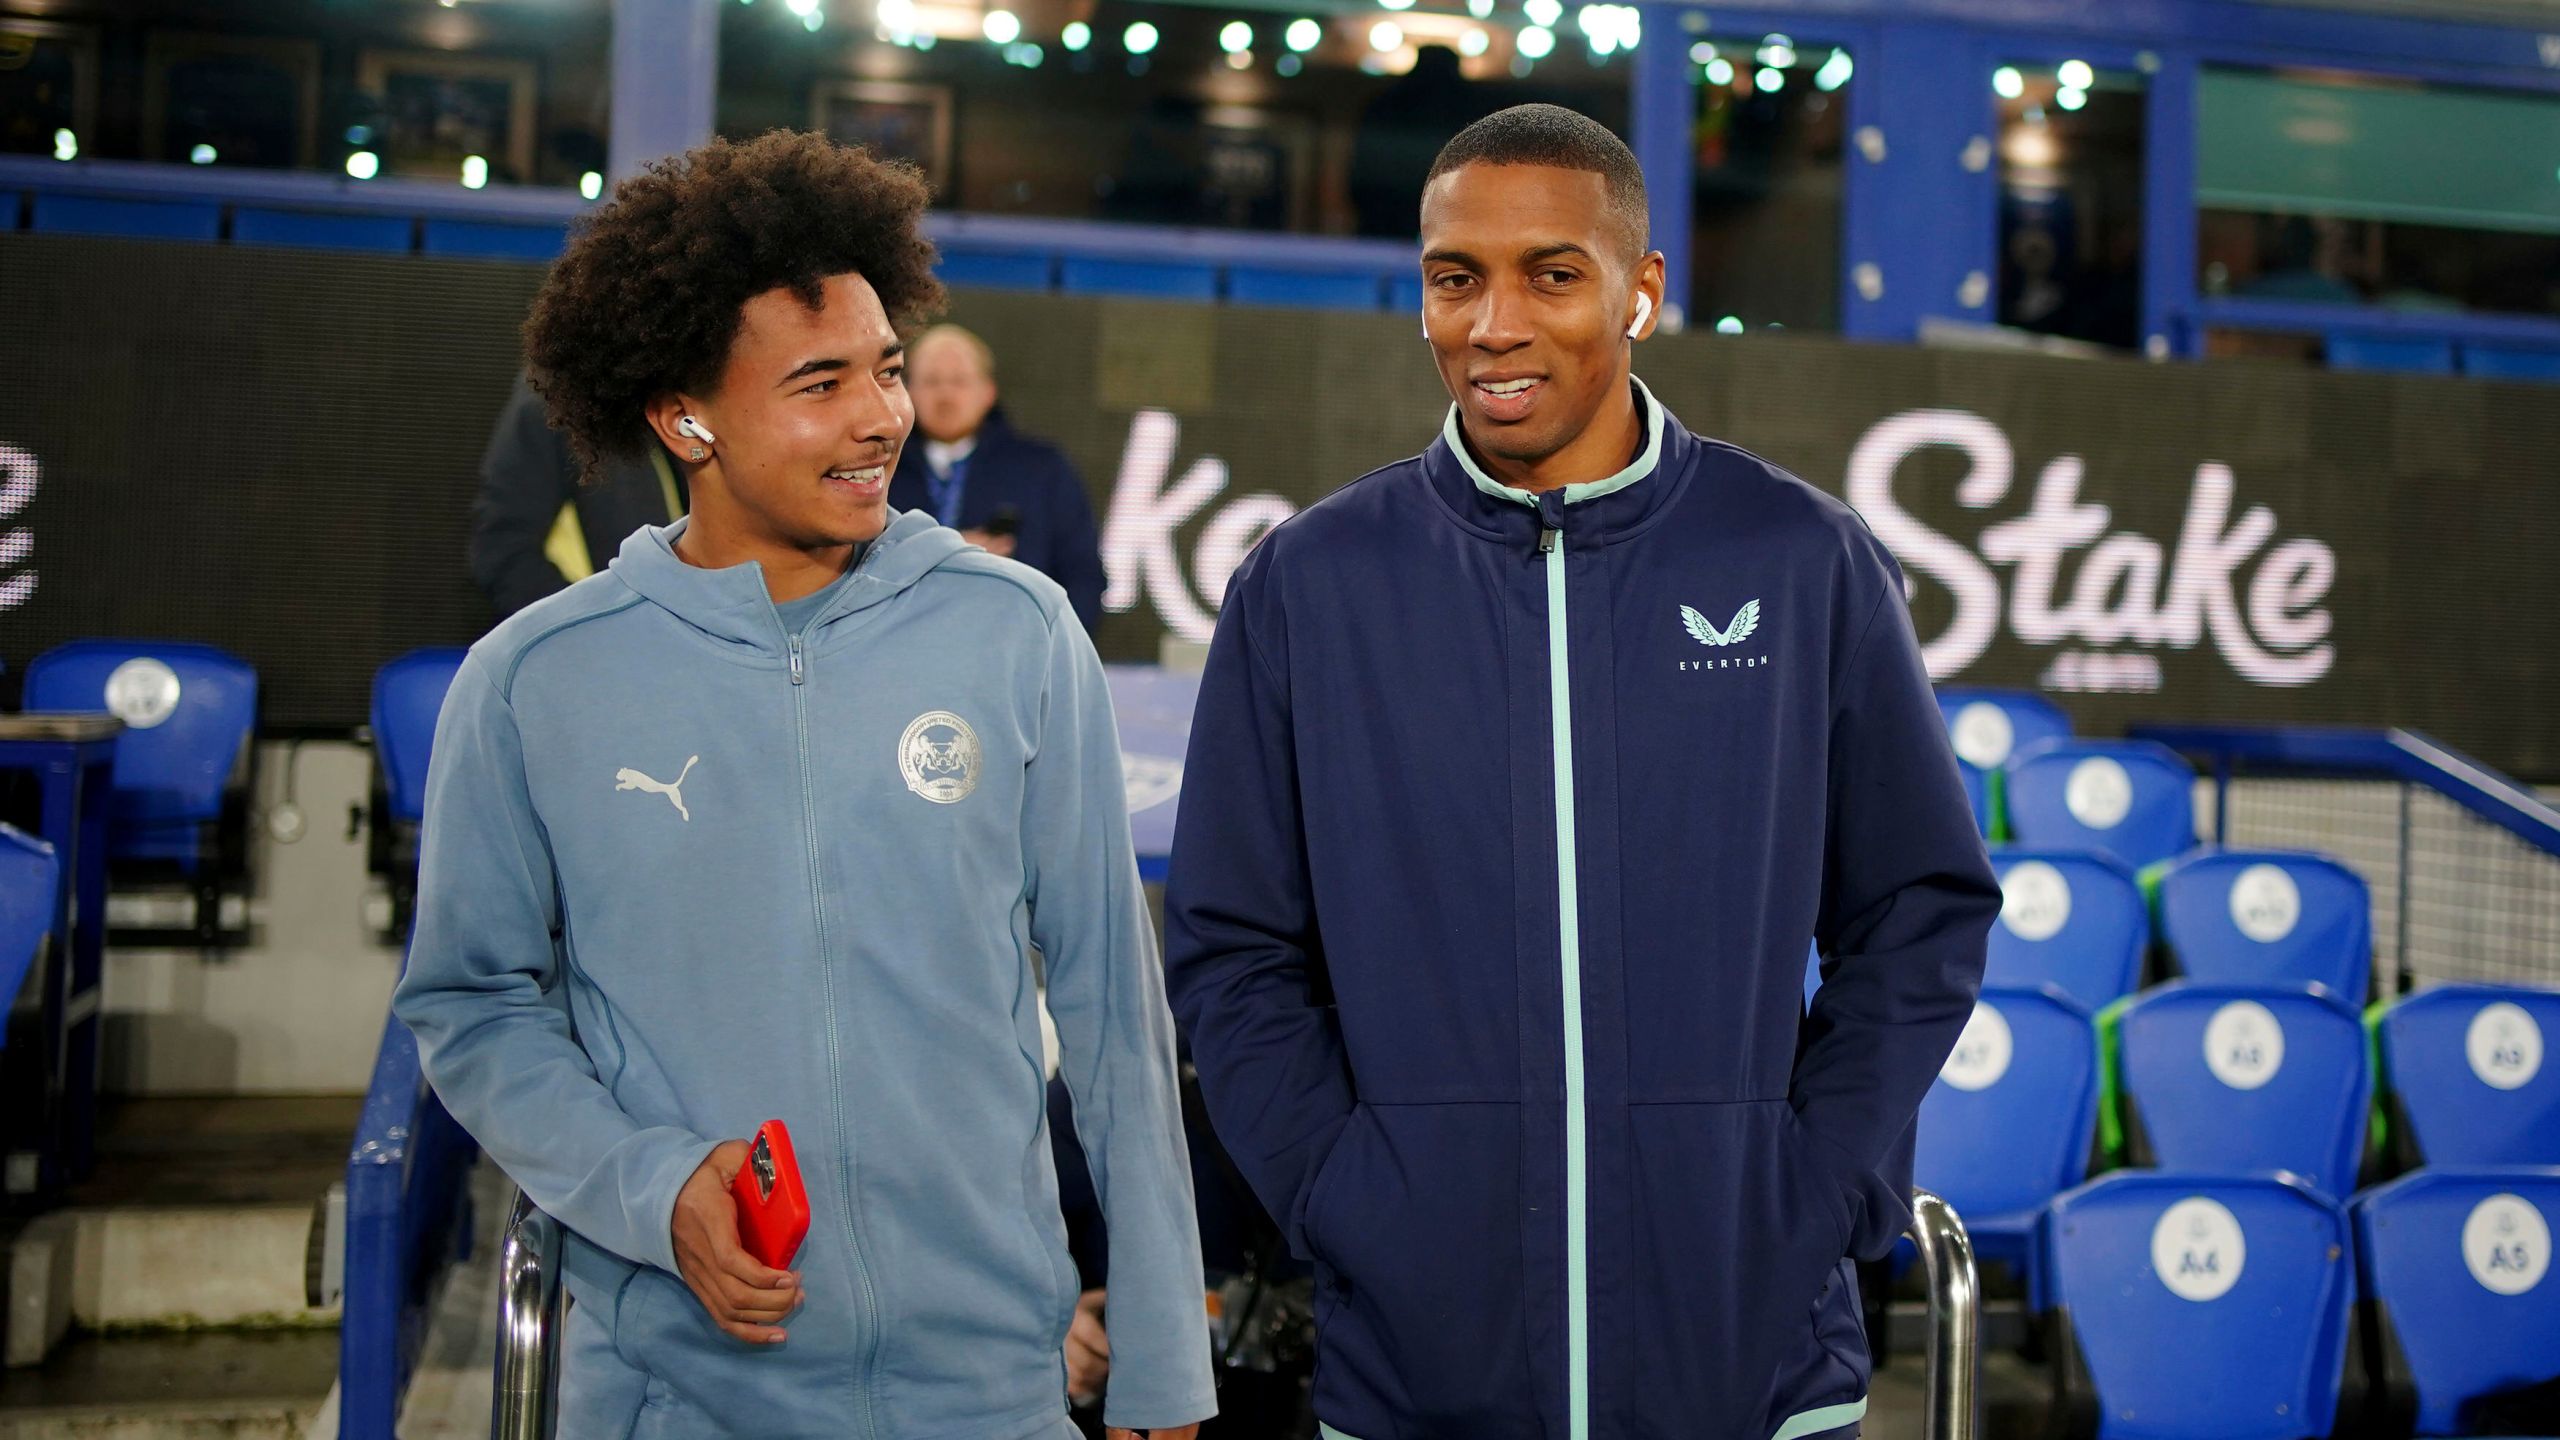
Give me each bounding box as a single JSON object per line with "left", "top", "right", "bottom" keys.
{"left": 688, "top": 446, "right": 707, "bottom": 460}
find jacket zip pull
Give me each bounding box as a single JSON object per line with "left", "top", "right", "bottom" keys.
{"left": 788, "top": 638, "right": 806, "bottom": 685}
{"left": 1538, "top": 526, "right": 1561, "bottom": 557}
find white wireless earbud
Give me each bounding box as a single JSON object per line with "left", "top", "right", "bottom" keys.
{"left": 1626, "top": 293, "right": 1652, "bottom": 340}
{"left": 675, "top": 415, "right": 718, "bottom": 445}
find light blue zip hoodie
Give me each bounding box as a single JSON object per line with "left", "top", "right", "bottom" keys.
{"left": 393, "top": 510, "right": 1215, "bottom": 1438}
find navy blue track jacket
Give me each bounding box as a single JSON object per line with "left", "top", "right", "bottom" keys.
{"left": 1163, "top": 381, "right": 1997, "bottom": 1440}
{"left": 888, "top": 410, "right": 1108, "bottom": 632}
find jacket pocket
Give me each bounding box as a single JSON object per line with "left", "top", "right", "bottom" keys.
{"left": 1615, "top": 1100, "right": 1861, "bottom": 1440}
{"left": 1302, "top": 1102, "right": 1542, "bottom": 1440}
{"left": 1296, "top": 1103, "right": 1365, "bottom": 1267}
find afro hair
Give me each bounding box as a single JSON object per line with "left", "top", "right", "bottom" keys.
{"left": 523, "top": 129, "right": 947, "bottom": 484}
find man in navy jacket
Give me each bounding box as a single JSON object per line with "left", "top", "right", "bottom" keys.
{"left": 1164, "top": 105, "right": 1997, "bottom": 1440}
{"left": 889, "top": 325, "right": 1109, "bottom": 631}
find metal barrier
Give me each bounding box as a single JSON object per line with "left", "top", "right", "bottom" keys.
{"left": 492, "top": 1190, "right": 565, "bottom": 1440}
{"left": 2134, "top": 725, "right": 2560, "bottom": 995}
{"left": 491, "top": 1187, "right": 1982, "bottom": 1439}
{"left": 1907, "top": 1187, "right": 1982, "bottom": 1440}
{"left": 340, "top": 1008, "right": 479, "bottom": 1438}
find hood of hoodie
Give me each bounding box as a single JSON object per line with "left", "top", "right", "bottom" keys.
{"left": 607, "top": 508, "right": 972, "bottom": 658}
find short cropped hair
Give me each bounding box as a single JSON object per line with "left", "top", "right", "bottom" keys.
{"left": 523, "top": 129, "right": 947, "bottom": 484}
{"left": 1423, "top": 104, "right": 1650, "bottom": 260}
{"left": 913, "top": 323, "right": 996, "bottom": 382}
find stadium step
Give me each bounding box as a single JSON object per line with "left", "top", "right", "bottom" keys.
{"left": 0, "top": 1330, "right": 334, "bottom": 1439}
{"left": 3, "top": 1097, "right": 351, "bottom": 1399}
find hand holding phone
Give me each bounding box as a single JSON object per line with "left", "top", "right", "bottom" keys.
{"left": 730, "top": 1119, "right": 812, "bottom": 1270}
{"left": 670, "top": 1135, "right": 802, "bottom": 1344}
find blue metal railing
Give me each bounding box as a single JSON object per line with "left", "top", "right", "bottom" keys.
{"left": 2132, "top": 724, "right": 2560, "bottom": 997}
{"left": 339, "top": 1006, "right": 480, "bottom": 1439}
{"left": 2131, "top": 725, "right": 2560, "bottom": 858}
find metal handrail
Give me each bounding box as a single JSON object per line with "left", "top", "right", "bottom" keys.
{"left": 491, "top": 1189, "right": 565, "bottom": 1440}
{"left": 489, "top": 1187, "right": 1982, "bottom": 1439}
{"left": 1908, "top": 1187, "right": 1982, "bottom": 1440}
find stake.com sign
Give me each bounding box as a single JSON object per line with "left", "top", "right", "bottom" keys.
{"left": 1100, "top": 405, "right": 2337, "bottom": 693}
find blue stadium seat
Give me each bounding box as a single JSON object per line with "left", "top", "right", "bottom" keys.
{"left": 2042, "top": 1173, "right": 2354, "bottom": 1440}
{"left": 369, "top": 648, "right": 466, "bottom": 941}
{"left": 1916, "top": 985, "right": 2098, "bottom": 1307}
{"left": 2005, "top": 740, "right": 2198, "bottom": 871}
{"left": 24, "top": 640, "right": 257, "bottom": 874}
{"left": 231, "top": 208, "right": 412, "bottom": 254}
{"left": 372, "top": 649, "right": 467, "bottom": 827}
{"left": 1387, "top": 273, "right": 1424, "bottom": 314}
{"left": 2350, "top": 1168, "right": 2560, "bottom": 1436}
{"left": 936, "top": 248, "right": 1052, "bottom": 292}
{"left": 1057, "top": 257, "right": 1219, "bottom": 302}
{"left": 1958, "top": 759, "right": 1992, "bottom": 837}
{"left": 1226, "top": 267, "right": 1382, "bottom": 312}
{"left": 30, "top": 193, "right": 221, "bottom": 242}
{"left": 2462, "top": 343, "right": 2560, "bottom": 385}
{"left": 2115, "top": 982, "right": 2370, "bottom": 1199}
{"left": 1988, "top": 849, "right": 2149, "bottom": 1012}
{"left": 2155, "top": 849, "right": 2373, "bottom": 1004}
{"left": 2328, "top": 333, "right": 2456, "bottom": 375}
{"left": 0, "top": 824, "right": 61, "bottom": 1052}
{"left": 419, "top": 219, "right": 568, "bottom": 263}
{"left": 2375, "top": 985, "right": 2560, "bottom": 1169}
{"left": 1937, "top": 686, "right": 2073, "bottom": 774}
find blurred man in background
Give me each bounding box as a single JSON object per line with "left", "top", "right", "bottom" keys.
{"left": 466, "top": 374, "right": 687, "bottom": 619}
{"left": 889, "top": 324, "right": 1108, "bottom": 632}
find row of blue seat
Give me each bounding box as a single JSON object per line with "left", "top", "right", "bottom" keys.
{"left": 15, "top": 193, "right": 1428, "bottom": 310}
{"left": 939, "top": 246, "right": 1426, "bottom": 311}
{"left": 2035, "top": 1167, "right": 2557, "bottom": 1439}
{"left": 15, "top": 192, "right": 570, "bottom": 262}
{"left": 1915, "top": 981, "right": 2557, "bottom": 1306}
{"left": 1985, "top": 845, "right": 2373, "bottom": 1010}
{"left": 2327, "top": 330, "right": 2560, "bottom": 383}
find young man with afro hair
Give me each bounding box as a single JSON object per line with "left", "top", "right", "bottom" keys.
{"left": 395, "top": 131, "right": 1214, "bottom": 1440}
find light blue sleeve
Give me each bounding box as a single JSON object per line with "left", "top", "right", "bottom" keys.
{"left": 392, "top": 654, "right": 716, "bottom": 1275}
{"left": 1025, "top": 615, "right": 1218, "bottom": 1431}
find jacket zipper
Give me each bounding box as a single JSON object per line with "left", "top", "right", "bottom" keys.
{"left": 790, "top": 636, "right": 882, "bottom": 1437}
{"left": 1540, "top": 523, "right": 1591, "bottom": 1440}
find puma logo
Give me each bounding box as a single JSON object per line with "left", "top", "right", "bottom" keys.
{"left": 614, "top": 755, "right": 699, "bottom": 822}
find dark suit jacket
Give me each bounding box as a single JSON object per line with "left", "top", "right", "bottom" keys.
{"left": 468, "top": 376, "right": 685, "bottom": 620}
{"left": 888, "top": 410, "right": 1107, "bottom": 632}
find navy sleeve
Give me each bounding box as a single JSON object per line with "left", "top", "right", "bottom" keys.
{"left": 468, "top": 378, "right": 577, "bottom": 619}
{"left": 1163, "top": 545, "right": 1357, "bottom": 1261}
{"left": 1045, "top": 449, "right": 1108, "bottom": 635}
{"left": 1797, "top": 540, "right": 1999, "bottom": 1261}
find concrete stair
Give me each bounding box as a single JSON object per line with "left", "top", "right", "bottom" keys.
{"left": 1, "top": 1100, "right": 351, "bottom": 1439}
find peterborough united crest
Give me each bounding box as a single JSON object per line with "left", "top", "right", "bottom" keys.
{"left": 899, "top": 711, "right": 981, "bottom": 804}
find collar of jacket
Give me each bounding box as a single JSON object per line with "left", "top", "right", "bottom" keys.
{"left": 893, "top": 408, "right": 1016, "bottom": 482}
{"left": 1424, "top": 375, "right": 1689, "bottom": 544}
{"left": 608, "top": 507, "right": 969, "bottom": 655}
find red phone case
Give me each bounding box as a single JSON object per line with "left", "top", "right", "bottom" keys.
{"left": 730, "top": 1118, "right": 812, "bottom": 1270}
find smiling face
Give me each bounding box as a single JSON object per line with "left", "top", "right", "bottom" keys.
{"left": 1419, "top": 161, "right": 1663, "bottom": 490}
{"left": 650, "top": 271, "right": 913, "bottom": 574}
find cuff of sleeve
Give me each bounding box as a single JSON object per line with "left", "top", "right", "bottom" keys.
{"left": 633, "top": 1133, "right": 722, "bottom": 1277}
{"left": 1101, "top": 1388, "right": 1219, "bottom": 1431}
